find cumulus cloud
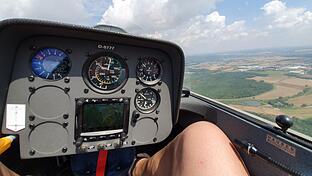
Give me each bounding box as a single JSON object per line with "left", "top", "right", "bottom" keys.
{"left": 167, "top": 12, "right": 248, "bottom": 49}
{"left": 0, "top": 0, "right": 108, "bottom": 25}
{"left": 100, "top": 0, "right": 219, "bottom": 32}
{"left": 262, "top": 0, "right": 312, "bottom": 29}
{"left": 205, "top": 11, "right": 226, "bottom": 28}
{"left": 99, "top": 0, "right": 251, "bottom": 54}
{"left": 262, "top": 0, "right": 286, "bottom": 15}
{"left": 99, "top": 0, "right": 311, "bottom": 54}
{"left": 1, "top": 0, "right": 311, "bottom": 54}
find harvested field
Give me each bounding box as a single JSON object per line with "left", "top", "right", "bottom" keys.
{"left": 250, "top": 76, "right": 311, "bottom": 100}
{"left": 231, "top": 104, "right": 312, "bottom": 119}
{"left": 255, "top": 85, "right": 301, "bottom": 100}
{"left": 281, "top": 77, "right": 312, "bottom": 87}
{"left": 288, "top": 94, "right": 312, "bottom": 106}
{"left": 282, "top": 107, "right": 312, "bottom": 119}
{"left": 230, "top": 104, "right": 283, "bottom": 116}
{"left": 251, "top": 75, "right": 287, "bottom": 83}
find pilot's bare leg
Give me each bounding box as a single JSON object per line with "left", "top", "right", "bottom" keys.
{"left": 132, "top": 121, "right": 249, "bottom": 176}
{"left": 0, "top": 162, "right": 19, "bottom": 176}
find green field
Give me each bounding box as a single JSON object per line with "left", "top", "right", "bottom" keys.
{"left": 184, "top": 68, "right": 312, "bottom": 137}
{"left": 184, "top": 69, "right": 273, "bottom": 99}
{"left": 252, "top": 70, "right": 287, "bottom": 76}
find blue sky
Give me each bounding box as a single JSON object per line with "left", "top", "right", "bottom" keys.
{"left": 0, "top": 0, "right": 311, "bottom": 54}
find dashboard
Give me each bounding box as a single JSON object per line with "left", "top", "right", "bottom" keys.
{"left": 0, "top": 19, "right": 184, "bottom": 159}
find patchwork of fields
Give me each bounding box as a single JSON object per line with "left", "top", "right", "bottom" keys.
{"left": 184, "top": 54, "right": 312, "bottom": 136}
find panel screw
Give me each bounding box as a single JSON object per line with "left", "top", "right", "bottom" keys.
{"left": 131, "top": 141, "right": 136, "bottom": 145}
{"left": 29, "top": 115, "right": 35, "bottom": 121}
{"left": 64, "top": 77, "right": 70, "bottom": 83}
{"left": 158, "top": 81, "right": 162, "bottom": 86}
{"left": 63, "top": 122, "right": 68, "bottom": 128}
{"left": 29, "top": 150, "right": 35, "bottom": 155}
{"left": 63, "top": 114, "right": 69, "bottom": 119}
{"left": 65, "top": 49, "right": 72, "bottom": 54}
{"left": 135, "top": 88, "right": 140, "bottom": 93}
{"left": 153, "top": 138, "right": 157, "bottom": 142}
{"left": 64, "top": 87, "right": 70, "bottom": 93}
{"left": 28, "top": 75, "right": 35, "bottom": 82}
{"left": 62, "top": 147, "right": 68, "bottom": 153}
{"left": 124, "top": 99, "right": 129, "bottom": 103}
{"left": 29, "top": 124, "right": 35, "bottom": 130}
{"left": 121, "top": 89, "right": 125, "bottom": 94}
{"left": 76, "top": 99, "right": 84, "bottom": 106}
{"left": 30, "top": 45, "right": 37, "bottom": 51}
{"left": 84, "top": 89, "right": 89, "bottom": 94}
{"left": 156, "top": 110, "right": 160, "bottom": 114}
{"left": 120, "top": 132, "right": 127, "bottom": 141}
{"left": 29, "top": 87, "right": 36, "bottom": 93}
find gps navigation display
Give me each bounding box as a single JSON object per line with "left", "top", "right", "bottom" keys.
{"left": 82, "top": 102, "right": 124, "bottom": 133}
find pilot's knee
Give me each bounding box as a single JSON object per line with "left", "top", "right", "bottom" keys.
{"left": 179, "top": 121, "right": 228, "bottom": 146}
{"left": 184, "top": 121, "right": 222, "bottom": 136}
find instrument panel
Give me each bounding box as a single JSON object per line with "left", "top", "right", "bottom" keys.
{"left": 0, "top": 20, "right": 184, "bottom": 159}
{"left": 3, "top": 37, "right": 174, "bottom": 158}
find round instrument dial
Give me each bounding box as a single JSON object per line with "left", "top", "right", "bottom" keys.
{"left": 135, "top": 88, "right": 160, "bottom": 113}
{"left": 136, "top": 58, "right": 162, "bottom": 85}
{"left": 84, "top": 53, "right": 128, "bottom": 93}
{"left": 31, "top": 48, "right": 71, "bottom": 80}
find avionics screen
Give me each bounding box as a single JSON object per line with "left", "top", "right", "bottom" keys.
{"left": 82, "top": 103, "right": 124, "bottom": 133}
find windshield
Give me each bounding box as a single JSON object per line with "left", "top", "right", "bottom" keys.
{"left": 1, "top": 0, "right": 312, "bottom": 138}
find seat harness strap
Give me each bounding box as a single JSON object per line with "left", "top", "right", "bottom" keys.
{"left": 96, "top": 150, "right": 108, "bottom": 176}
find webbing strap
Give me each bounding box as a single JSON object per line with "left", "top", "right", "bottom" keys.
{"left": 96, "top": 150, "right": 108, "bottom": 176}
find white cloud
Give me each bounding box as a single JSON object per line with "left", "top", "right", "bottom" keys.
{"left": 172, "top": 14, "right": 249, "bottom": 53}
{"left": 99, "top": 0, "right": 311, "bottom": 54}
{"left": 100, "top": 0, "right": 219, "bottom": 33}
{"left": 100, "top": 0, "right": 217, "bottom": 33}
{"left": 262, "top": 0, "right": 286, "bottom": 15}
{"left": 262, "top": 0, "right": 312, "bottom": 29}
{"left": 99, "top": 0, "right": 251, "bottom": 54}
{"left": 1, "top": 0, "right": 311, "bottom": 54}
{"left": 205, "top": 11, "right": 225, "bottom": 28}
{"left": 0, "top": 0, "right": 108, "bottom": 25}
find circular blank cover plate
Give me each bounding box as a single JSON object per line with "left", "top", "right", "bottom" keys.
{"left": 133, "top": 118, "right": 158, "bottom": 143}
{"left": 29, "top": 86, "right": 70, "bottom": 119}
{"left": 29, "top": 122, "right": 68, "bottom": 154}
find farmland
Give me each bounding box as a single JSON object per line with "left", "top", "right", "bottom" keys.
{"left": 184, "top": 48, "right": 312, "bottom": 136}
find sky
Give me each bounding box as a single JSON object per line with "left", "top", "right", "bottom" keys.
{"left": 0, "top": 0, "right": 312, "bottom": 55}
